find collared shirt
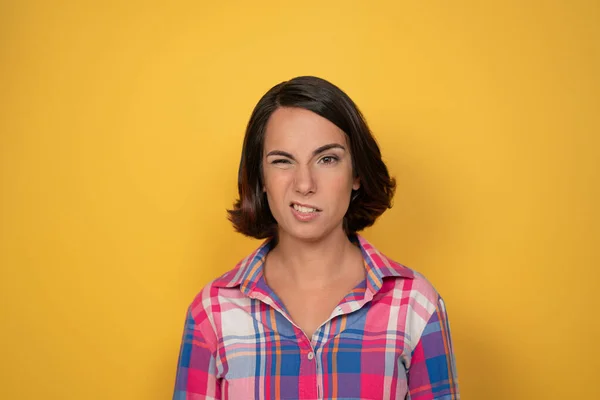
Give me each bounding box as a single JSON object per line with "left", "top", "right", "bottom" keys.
{"left": 173, "top": 235, "right": 459, "bottom": 399}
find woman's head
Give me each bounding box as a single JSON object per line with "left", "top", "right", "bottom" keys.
{"left": 228, "top": 76, "right": 396, "bottom": 240}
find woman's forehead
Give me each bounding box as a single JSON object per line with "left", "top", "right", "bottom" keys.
{"left": 264, "top": 107, "right": 347, "bottom": 150}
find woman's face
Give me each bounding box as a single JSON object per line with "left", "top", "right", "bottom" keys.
{"left": 262, "top": 107, "right": 360, "bottom": 242}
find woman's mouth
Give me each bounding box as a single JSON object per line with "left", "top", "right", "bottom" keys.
{"left": 292, "top": 203, "right": 319, "bottom": 213}
{"left": 290, "top": 202, "right": 321, "bottom": 221}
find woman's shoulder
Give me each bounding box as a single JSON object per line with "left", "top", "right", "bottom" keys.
{"left": 368, "top": 241, "right": 443, "bottom": 306}
{"left": 185, "top": 247, "right": 265, "bottom": 320}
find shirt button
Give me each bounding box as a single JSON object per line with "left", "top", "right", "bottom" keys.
{"left": 307, "top": 352, "right": 314, "bottom": 360}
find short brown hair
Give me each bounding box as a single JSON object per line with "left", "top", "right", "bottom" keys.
{"left": 227, "top": 76, "right": 396, "bottom": 239}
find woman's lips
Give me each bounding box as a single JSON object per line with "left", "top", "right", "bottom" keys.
{"left": 290, "top": 203, "right": 321, "bottom": 222}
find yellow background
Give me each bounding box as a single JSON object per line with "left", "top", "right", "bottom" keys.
{"left": 1, "top": 1, "right": 598, "bottom": 399}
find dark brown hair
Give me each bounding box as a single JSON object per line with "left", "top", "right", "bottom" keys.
{"left": 227, "top": 76, "right": 396, "bottom": 239}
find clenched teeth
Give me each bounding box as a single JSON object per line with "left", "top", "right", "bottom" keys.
{"left": 292, "top": 204, "right": 318, "bottom": 213}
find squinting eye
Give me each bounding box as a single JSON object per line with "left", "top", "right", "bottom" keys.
{"left": 272, "top": 159, "right": 291, "bottom": 164}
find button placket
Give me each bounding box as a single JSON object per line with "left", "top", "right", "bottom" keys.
{"left": 315, "top": 352, "right": 323, "bottom": 399}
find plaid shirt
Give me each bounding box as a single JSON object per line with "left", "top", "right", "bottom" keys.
{"left": 173, "top": 235, "right": 459, "bottom": 399}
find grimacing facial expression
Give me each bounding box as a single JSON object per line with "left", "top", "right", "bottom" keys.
{"left": 262, "top": 107, "right": 360, "bottom": 241}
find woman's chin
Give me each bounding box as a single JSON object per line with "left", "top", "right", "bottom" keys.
{"left": 278, "top": 221, "right": 340, "bottom": 243}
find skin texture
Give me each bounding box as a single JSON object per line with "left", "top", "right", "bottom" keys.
{"left": 262, "top": 107, "right": 360, "bottom": 243}
{"left": 261, "top": 107, "right": 365, "bottom": 339}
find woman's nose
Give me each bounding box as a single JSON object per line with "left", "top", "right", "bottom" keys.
{"left": 293, "top": 165, "right": 316, "bottom": 195}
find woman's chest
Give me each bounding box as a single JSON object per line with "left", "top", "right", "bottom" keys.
{"left": 215, "top": 303, "right": 411, "bottom": 399}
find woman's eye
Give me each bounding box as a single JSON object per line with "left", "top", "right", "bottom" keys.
{"left": 272, "top": 159, "right": 291, "bottom": 164}
{"left": 319, "top": 156, "right": 339, "bottom": 164}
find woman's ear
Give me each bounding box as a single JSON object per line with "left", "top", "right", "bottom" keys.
{"left": 352, "top": 177, "right": 360, "bottom": 191}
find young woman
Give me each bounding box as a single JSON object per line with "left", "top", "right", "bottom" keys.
{"left": 173, "top": 76, "right": 459, "bottom": 399}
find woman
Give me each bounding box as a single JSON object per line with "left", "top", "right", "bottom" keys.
{"left": 173, "top": 76, "right": 459, "bottom": 399}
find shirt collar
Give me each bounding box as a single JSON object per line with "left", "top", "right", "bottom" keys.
{"left": 353, "top": 234, "right": 415, "bottom": 294}
{"left": 212, "top": 234, "right": 414, "bottom": 295}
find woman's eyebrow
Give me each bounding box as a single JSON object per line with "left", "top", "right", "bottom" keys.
{"left": 266, "top": 150, "right": 295, "bottom": 159}
{"left": 312, "top": 143, "right": 346, "bottom": 156}
{"left": 265, "top": 143, "right": 346, "bottom": 160}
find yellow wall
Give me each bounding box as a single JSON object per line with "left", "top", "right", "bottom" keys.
{"left": 1, "top": 1, "right": 598, "bottom": 398}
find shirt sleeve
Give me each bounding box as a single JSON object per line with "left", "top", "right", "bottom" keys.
{"left": 173, "top": 306, "right": 221, "bottom": 400}
{"left": 407, "top": 296, "right": 459, "bottom": 399}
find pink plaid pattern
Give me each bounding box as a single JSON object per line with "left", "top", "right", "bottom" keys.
{"left": 174, "top": 235, "right": 459, "bottom": 399}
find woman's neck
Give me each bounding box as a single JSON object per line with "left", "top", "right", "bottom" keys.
{"left": 266, "top": 228, "right": 363, "bottom": 290}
